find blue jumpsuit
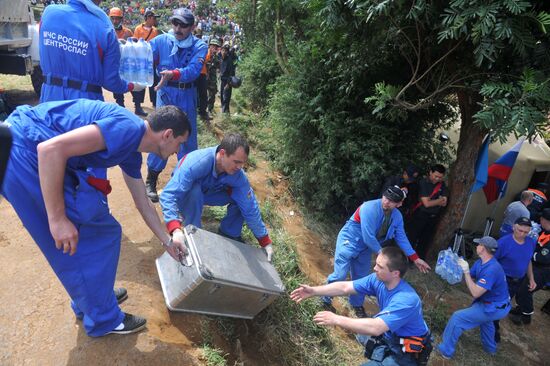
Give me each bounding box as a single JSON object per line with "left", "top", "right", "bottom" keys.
{"left": 1, "top": 99, "right": 145, "bottom": 337}
{"left": 159, "top": 146, "right": 271, "bottom": 247}
{"left": 39, "top": 0, "right": 130, "bottom": 102}
{"left": 146, "top": 34, "right": 207, "bottom": 172}
{"left": 325, "top": 199, "right": 419, "bottom": 307}
{"left": 438, "top": 257, "right": 510, "bottom": 358}
{"left": 354, "top": 274, "right": 430, "bottom": 366}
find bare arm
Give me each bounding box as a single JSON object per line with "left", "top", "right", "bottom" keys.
{"left": 37, "top": 125, "right": 106, "bottom": 255}
{"left": 290, "top": 282, "right": 356, "bottom": 303}
{"left": 527, "top": 261, "right": 537, "bottom": 291}
{"left": 122, "top": 171, "right": 187, "bottom": 261}
{"left": 463, "top": 272, "right": 487, "bottom": 299}
{"left": 420, "top": 196, "right": 447, "bottom": 208}
{"left": 313, "top": 312, "right": 389, "bottom": 336}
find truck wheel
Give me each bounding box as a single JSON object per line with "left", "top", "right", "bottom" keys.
{"left": 31, "top": 65, "right": 43, "bottom": 97}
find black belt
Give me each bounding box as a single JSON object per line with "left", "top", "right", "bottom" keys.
{"left": 506, "top": 276, "right": 525, "bottom": 284}
{"left": 167, "top": 81, "right": 196, "bottom": 89}
{"left": 46, "top": 77, "right": 102, "bottom": 94}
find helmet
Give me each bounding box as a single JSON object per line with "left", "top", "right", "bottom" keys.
{"left": 229, "top": 76, "right": 242, "bottom": 88}
{"left": 109, "top": 7, "right": 123, "bottom": 17}
{"left": 209, "top": 38, "right": 221, "bottom": 47}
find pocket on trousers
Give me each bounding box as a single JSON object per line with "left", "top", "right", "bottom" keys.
{"left": 67, "top": 170, "right": 110, "bottom": 223}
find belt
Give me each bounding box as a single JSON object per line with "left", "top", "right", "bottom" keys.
{"left": 483, "top": 301, "right": 510, "bottom": 309}
{"left": 45, "top": 76, "right": 102, "bottom": 94}
{"left": 167, "top": 81, "right": 196, "bottom": 89}
{"left": 506, "top": 276, "right": 525, "bottom": 284}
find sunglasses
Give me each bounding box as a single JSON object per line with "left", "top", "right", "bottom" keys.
{"left": 172, "top": 20, "right": 191, "bottom": 28}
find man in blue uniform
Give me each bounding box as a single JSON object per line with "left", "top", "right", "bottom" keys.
{"left": 291, "top": 247, "right": 433, "bottom": 366}
{"left": 145, "top": 8, "right": 208, "bottom": 203}
{"left": 322, "top": 186, "right": 431, "bottom": 318}
{"left": 159, "top": 133, "right": 274, "bottom": 261}
{"left": 510, "top": 208, "right": 550, "bottom": 324}
{"left": 1, "top": 100, "right": 189, "bottom": 337}
{"left": 39, "top": 0, "right": 144, "bottom": 102}
{"left": 437, "top": 236, "right": 510, "bottom": 359}
{"left": 492, "top": 217, "right": 536, "bottom": 341}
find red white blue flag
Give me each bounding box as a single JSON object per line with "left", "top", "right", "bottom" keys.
{"left": 482, "top": 137, "right": 525, "bottom": 203}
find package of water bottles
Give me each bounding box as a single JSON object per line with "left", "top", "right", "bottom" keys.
{"left": 119, "top": 38, "right": 154, "bottom": 86}
{"left": 529, "top": 222, "right": 542, "bottom": 240}
{"left": 435, "top": 248, "right": 463, "bottom": 285}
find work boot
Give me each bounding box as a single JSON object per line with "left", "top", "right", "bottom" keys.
{"left": 509, "top": 306, "right": 521, "bottom": 316}
{"left": 510, "top": 312, "right": 531, "bottom": 325}
{"left": 108, "top": 313, "right": 147, "bottom": 335}
{"left": 135, "top": 104, "right": 147, "bottom": 117}
{"left": 146, "top": 170, "right": 161, "bottom": 203}
{"left": 321, "top": 299, "right": 336, "bottom": 313}
{"left": 541, "top": 300, "right": 550, "bottom": 315}
{"left": 353, "top": 306, "right": 368, "bottom": 318}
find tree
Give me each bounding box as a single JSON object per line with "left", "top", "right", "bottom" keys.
{"left": 323, "top": 0, "right": 550, "bottom": 258}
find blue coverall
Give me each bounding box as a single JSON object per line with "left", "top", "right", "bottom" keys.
{"left": 438, "top": 257, "right": 510, "bottom": 358}
{"left": 325, "top": 199, "right": 419, "bottom": 307}
{"left": 39, "top": 0, "right": 130, "bottom": 102}
{"left": 1, "top": 99, "right": 145, "bottom": 337}
{"left": 159, "top": 146, "right": 272, "bottom": 247}
{"left": 146, "top": 34, "right": 207, "bottom": 172}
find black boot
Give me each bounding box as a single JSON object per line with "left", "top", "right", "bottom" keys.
{"left": 135, "top": 103, "right": 147, "bottom": 117}
{"left": 146, "top": 170, "right": 160, "bottom": 203}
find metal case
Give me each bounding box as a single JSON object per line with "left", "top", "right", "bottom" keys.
{"left": 156, "top": 225, "right": 285, "bottom": 319}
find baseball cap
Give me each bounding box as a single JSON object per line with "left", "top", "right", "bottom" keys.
{"left": 383, "top": 186, "right": 406, "bottom": 203}
{"left": 405, "top": 164, "right": 419, "bottom": 181}
{"left": 473, "top": 236, "right": 498, "bottom": 251}
{"left": 209, "top": 38, "right": 221, "bottom": 46}
{"left": 144, "top": 10, "right": 160, "bottom": 18}
{"left": 515, "top": 217, "right": 532, "bottom": 227}
{"left": 171, "top": 8, "right": 195, "bottom": 25}
{"left": 541, "top": 208, "right": 550, "bottom": 221}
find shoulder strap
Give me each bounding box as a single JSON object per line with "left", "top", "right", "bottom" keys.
{"left": 410, "top": 182, "right": 442, "bottom": 215}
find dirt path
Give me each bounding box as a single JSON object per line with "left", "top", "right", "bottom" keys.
{"left": 0, "top": 89, "right": 336, "bottom": 366}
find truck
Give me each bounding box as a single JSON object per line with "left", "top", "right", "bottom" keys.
{"left": 0, "top": 0, "right": 43, "bottom": 96}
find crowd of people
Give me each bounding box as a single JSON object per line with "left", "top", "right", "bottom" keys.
{"left": 1, "top": 0, "right": 549, "bottom": 365}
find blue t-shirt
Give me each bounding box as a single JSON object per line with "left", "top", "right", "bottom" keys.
{"left": 469, "top": 257, "right": 509, "bottom": 304}
{"left": 494, "top": 234, "right": 536, "bottom": 279}
{"left": 353, "top": 273, "right": 429, "bottom": 339}
{"left": 7, "top": 99, "right": 145, "bottom": 178}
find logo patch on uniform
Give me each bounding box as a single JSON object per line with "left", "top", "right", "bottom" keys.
{"left": 542, "top": 248, "right": 549, "bottom": 256}
{"left": 479, "top": 278, "right": 487, "bottom": 284}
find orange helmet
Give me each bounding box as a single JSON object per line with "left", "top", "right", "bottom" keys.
{"left": 109, "top": 7, "right": 123, "bottom": 17}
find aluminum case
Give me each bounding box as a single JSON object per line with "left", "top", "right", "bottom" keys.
{"left": 156, "top": 225, "right": 285, "bottom": 319}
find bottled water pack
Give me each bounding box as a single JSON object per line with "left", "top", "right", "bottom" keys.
{"left": 435, "top": 248, "right": 463, "bottom": 285}
{"left": 119, "top": 38, "right": 154, "bottom": 86}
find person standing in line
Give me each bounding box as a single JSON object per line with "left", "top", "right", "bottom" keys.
{"left": 39, "top": 0, "right": 145, "bottom": 102}
{"left": 144, "top": 7, "right": 207, "bottom": 203}
{"left": 134, "top": 10, "right": 161, "bottom": 108}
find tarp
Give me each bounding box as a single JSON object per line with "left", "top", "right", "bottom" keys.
{"left": 446, "top": 124, "right": 550, "bottom": 235}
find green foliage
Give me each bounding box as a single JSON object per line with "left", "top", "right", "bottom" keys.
{"left": 201, "top": 345, "right": 228, "bottom": 366}
{"left": 238, "top": 44, "right": 282, "bottom": 111}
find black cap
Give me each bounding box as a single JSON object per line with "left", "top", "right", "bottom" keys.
{"left": 144, "top": 10, "right": 160, "bottom": 19}
{"left": 515, "top": 217, "right": 532, "bottom": 227}
{"left": 542, "top": 208, "right": 550, "bottom": 221}
{"left": 171, "top": 8, "right": 194, "bottom": 25}
{"left": 473, "top": 236, "right": 498, "bottom": 251}
{"left": 405, "top": 164, "right": 419, "bottom": 181}
{"left": 383, "top": 185, "right": 406, "bottom": 203}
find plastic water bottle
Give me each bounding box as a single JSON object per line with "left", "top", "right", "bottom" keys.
{"left": 441, "top": 249, "right": 451, "bottom": 282}
{"left": 136, "top": 39, "right": 148, "bottom": 84}
{"left": 119, "top": 42, "right": 128, "bottom": 80}
{"left": 146, "top": 42, "right": 154, "bottom": 87}
{"left": 529, "top": 222, "right": 541, "bottom": 240}
{"left": 435, "top": 250, "right": 445, "bottom": 277}
{"left": 127, "top": 41, "right": 137, "bottom": 83}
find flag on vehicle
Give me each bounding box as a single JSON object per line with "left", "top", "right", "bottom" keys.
{"left": 482, "top": 137, "right": 525, "bottom": 203}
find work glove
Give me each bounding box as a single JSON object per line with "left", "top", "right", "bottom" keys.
{"left": 166, "top": 229, "right": 189, "bottom": 263}
{"left": 264, "top": 244, "right": 274, "bottom": 262}
{"left": 132, "top": 83, "right": 147, "bottom": 92}
{"left": 457, "top": 258, "right": 470, "bottom": 273}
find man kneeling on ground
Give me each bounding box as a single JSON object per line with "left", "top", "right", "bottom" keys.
{"left": 291, "top": 247, "right": 432, "bottom": 366}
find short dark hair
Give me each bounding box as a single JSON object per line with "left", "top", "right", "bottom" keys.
{"left": 430, "top": 164, "right": 446, "bottom": 174}
{"left": 380, "top": 247, "right": 408, "bottom": 278}
{"left": 148, "top": 105, "right": 191, "bottom": 137}
{"left": 219, "top": 133, "right": 249, "bottom": 156}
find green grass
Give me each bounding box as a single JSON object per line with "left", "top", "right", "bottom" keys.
{"left": 201, "top": 344, "right": 229, "bottom": 366}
